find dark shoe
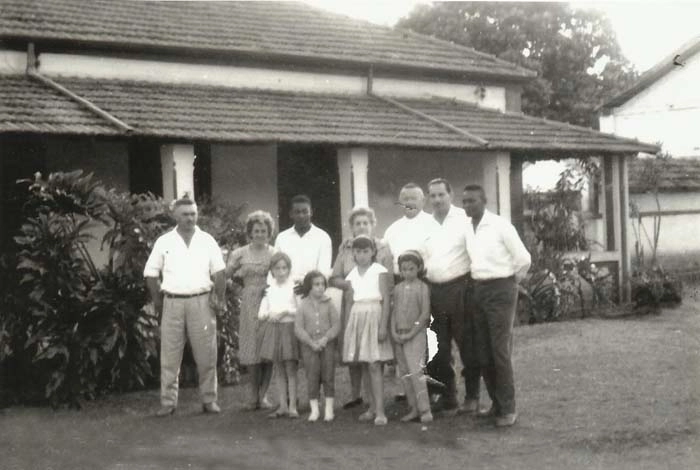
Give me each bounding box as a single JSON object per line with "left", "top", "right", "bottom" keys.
{"left": 458, "top": 399, "right": 479, "bottom": 415}
{"left": 476, "top": 406, "right": 498, "bottom": 419}
{"left": 202, "top": 402, "right": 221, "bottom": 414}
{"left": 495, "top": 412, "right": 518, "bottom": 427}
{"left": 155, "top": 405, "right": 175, "bottom": 417}
{"left": 342, "top": 397, "right": 363, "bottom": 410}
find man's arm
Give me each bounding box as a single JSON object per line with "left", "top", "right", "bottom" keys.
{"left": 145, "top": 276, "right": 163, "bottom": 317}
{"left": 503, "top": 223, "right": 531, "bottom": 281}
{"left": 318, "top": 232, "right": 333, "bottom": 278}
{"left": 210, "top": 269, "right": 226, "bottom": 311}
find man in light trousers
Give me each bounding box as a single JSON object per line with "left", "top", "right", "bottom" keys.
{"left": 144, "top": 197, "right": 226, "bottom": 416}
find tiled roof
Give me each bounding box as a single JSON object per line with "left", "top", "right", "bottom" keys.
{"left": 600, "top": 35, "right": 700, "bottom": 109}
{"left": 629, "top": 157, "right": 700, "bottom": 193}
{"left": 0, "top": 0, "right": 535, "bottom": 80}
{"left": 0, "top": 74, "right": 658, "bottom": 154}
{"left": 0, "top": 74, "right": 118, "bottom": 135}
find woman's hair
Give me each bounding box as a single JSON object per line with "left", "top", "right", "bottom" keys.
{"left": 245, "top": 210, "right": 275, "bottom": 239}
{"left": 397, "top": 250, "right": 426, "bottom": 278}
{"left": 348, "top": 206, "right": 376, "bottom": 227}
{"left": 269, "top": 251, "right": 292, "bottom": 272}
{"left": 301, "top": 270, "right": 327, "bottom": 298}
{"left": 351, "top": 234, "right": 377, "bottom": 263}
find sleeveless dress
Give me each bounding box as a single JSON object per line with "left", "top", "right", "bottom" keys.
{"left": 228, "top": 244, "right": 274, "bottom": 366}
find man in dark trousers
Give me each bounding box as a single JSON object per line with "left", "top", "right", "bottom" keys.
{"left": 423, "top": 178, "right": 481, "bottom": 415}
{"left": 462, "top": 184, "right": 531, "bottom": 427}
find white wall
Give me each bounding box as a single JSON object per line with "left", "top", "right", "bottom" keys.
{"left": 628, "top": 191, "right": 700, "bottom": 263}
{"left": 0, "top": 50, "right": 26, "bottom": 74}
{"left": 34, "top": 52, "right": 506, "bottom": 110}
{"left": 367, "top": 149, "right": 499, "bottom": 237}
{"left": 600, "top": 52, "right": 700, "bottom": 158}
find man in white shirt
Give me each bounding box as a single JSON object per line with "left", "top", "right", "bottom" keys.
{"left": 275, "top": 194, "right": 333, "bottom": 287}
{"left": 462, "top": 184, "right": 531, "bottom": 427}
{"left": 423, "top": 178, "right": 481, "bottom": 415}
{"left": 144, "top": 198, "right": 226, "bottom": 417}
{"left": 383, "top": 183, "right": 434, "bottom": 274}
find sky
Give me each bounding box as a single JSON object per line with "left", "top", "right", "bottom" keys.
{"left": 304, "top": 0, "right": 700, "bottom": 73}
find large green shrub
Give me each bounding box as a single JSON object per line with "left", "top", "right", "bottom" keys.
{"left": 0, "top": 171, "right": 245, "bottom": 407}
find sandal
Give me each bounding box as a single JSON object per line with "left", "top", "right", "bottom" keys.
{"left": 358, "top": 410, "right": 375, "bottom": 422}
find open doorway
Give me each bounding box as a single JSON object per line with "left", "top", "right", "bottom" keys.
{"left": 277, "top": 144, "right": 342, "bottom": 256}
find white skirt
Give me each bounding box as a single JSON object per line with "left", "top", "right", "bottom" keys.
{"left": 342, "top": 300, "right": 394, "bottom": 363}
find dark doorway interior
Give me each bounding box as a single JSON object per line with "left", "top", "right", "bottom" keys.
{"left": 128, "top": 139, "right": 162, "bottom": 196}
{"left": 277, "top": 145, "right": 342, "bottom": 255}
{"left": 0, "top": 134, "right": 47, "bottom": 250}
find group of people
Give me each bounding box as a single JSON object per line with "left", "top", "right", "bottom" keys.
{"left": 143, "top": 177, "right": 531, "bottom": 428}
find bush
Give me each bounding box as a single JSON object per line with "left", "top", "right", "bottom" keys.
{"left": 0, "top": 171, "right": 245, "bottom": 407}
{"left": 631, "top": 266, "right": 682, "bottom": 314}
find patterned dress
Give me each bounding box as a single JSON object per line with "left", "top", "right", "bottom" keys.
{"left": 227, "top": 244, "right": 275, "bottom": 366}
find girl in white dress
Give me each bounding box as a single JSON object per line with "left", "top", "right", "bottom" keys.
{"left": 342, "top": 235, "right": 393, "bottom": 425}
{"left": 257, "top": 252, "right": 300, "bottom": 418}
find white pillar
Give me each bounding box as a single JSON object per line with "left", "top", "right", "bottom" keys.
{"left": 160, "top": 144, "right": 195, "bottom": 201}
{"left": 337, "top": 149, "right": 353, "bottom": 241}
{"left": 496, "top": 152, "right": 512, "bottom": 221}
{"left": 350, "top": 148, "right": 369, "bottom": 208}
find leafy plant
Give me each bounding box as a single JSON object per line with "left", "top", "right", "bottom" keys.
{"left": 0, "top": 171, "right": 246, "bottom": 407}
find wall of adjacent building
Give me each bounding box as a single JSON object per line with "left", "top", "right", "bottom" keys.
{"left": 599, "top": 52, "right": 700, "bottom": 158}
{"left": 628, "top": 191, "right": 700, "bottom": 266}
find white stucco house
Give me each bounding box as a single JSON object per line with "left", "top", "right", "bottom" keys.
{"left": 599, "top": 36, "right": 700, "bottom": 268}
{"left": 0, "top": 0, "right": 657, "bottom": 299}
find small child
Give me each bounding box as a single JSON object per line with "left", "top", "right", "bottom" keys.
{"left": 294, "top": 271, "right": 340, "bottom": 422}
{"left": 391, "top": 250, "right": 433, "bottom": 423}
{"left": 257, "top": 252, "right": 300, "bottom": 418}
{"left": 342, "top": 235, "right": 393, "bottom": 425}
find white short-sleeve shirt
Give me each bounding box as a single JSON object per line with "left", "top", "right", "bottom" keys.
{"left": 143, "top": 226, "right": 225, "bottom": 295}
{"left": 345, "top": 262, "right": 388, "bottom": 302}
{"left": 258, "top": 278, "right": 298, "bottom": 323}
{"left": 383, "top": 211, "right": 435, "bottom": 272}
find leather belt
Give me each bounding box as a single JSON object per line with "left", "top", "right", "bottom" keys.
{"left": 163, "top": 291, "right": 210, "bottom": 299}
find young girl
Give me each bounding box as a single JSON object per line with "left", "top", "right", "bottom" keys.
{"left": 257, "top": 252, "right": 299, "bottom": 418}
{"left": 342, "top": 235, "right": 393, "bottom": 425}
{"left": 294, "top": 271, "right": 340, "bottom": 422}
{"left": 391, "top": 250, "right": 433, "bottom": 423}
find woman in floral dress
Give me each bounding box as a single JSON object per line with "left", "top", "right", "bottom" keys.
{"left": 227, "top": 210, "right": 276, "bottom": 410}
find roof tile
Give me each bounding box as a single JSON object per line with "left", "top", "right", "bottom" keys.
{"left": 0, "top": 0, "right": 535, "bottom": 80}
{"left": 0, "top": 75, "right": 658, "bottom": 153}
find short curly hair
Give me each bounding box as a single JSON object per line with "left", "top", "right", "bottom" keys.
{"left": 348, "top": 206, "right": 376, "bottom": 227}
{"left": 245, "top": 210, "right": 275, "bottom": 239}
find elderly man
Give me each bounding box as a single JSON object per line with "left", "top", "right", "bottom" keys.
{"left": 462, "top": 184, "right": 531, "bottom": 427}
{"left": 144, "top": 197, "right": 226, "bottom": 417}
{"left": 423, "top": 178, "right": 481, "bottom": 415}
{"left": 275, "top": 194, "right": 333, "bottom": 283}
{"left": 383, "top": 183, "right": 434, "bottom": 274}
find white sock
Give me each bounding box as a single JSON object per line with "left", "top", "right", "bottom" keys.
{"left": 324, "top": 397, "right": 335, "bottom": 421}
{"left": 308, "top": 399, "right": 320, "bottom": 422}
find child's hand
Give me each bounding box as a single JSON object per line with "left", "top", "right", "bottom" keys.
{"left": 318, "top": 337, "right": 328, "bottom": 349}
{"left": 311, "top": 340, "right": 322, "bottom": 352}
{"left": 378, "top": 325, "right": 388, "bottom": 342}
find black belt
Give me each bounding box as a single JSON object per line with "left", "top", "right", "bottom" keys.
{"left": 472, "top": 275, "right": 515, "bottom": 284}
{"left": 428, "top": 272, "right": 470, "bottom": 287}
{"left": 163, "top": 291, "right": 210, "bottom": 299}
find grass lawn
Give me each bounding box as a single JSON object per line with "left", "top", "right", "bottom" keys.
{"left": 2, "top": 301, "right": 699, "bottom": 470}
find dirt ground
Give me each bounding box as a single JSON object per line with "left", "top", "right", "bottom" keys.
{"left": 2, "top": 301, "right": 699, "bottom": 470}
